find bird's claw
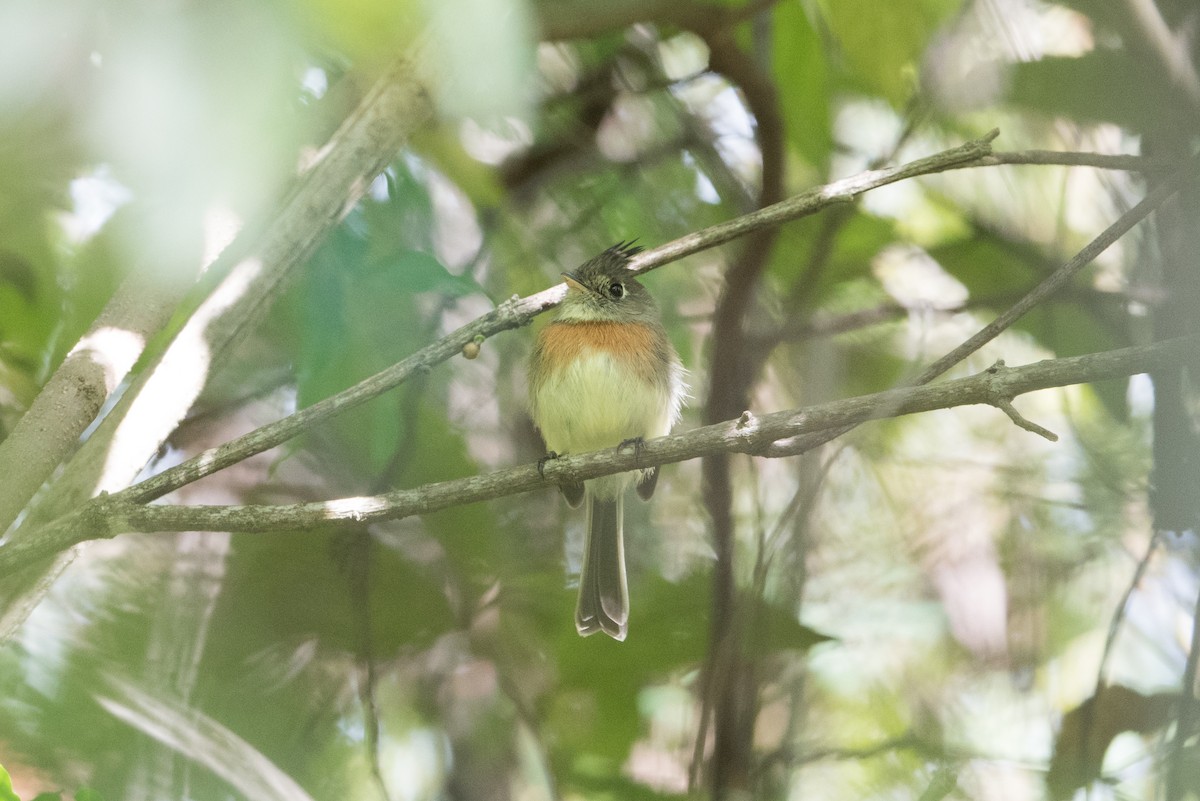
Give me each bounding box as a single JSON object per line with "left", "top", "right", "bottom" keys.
{"left": 537, "top": 451, "right": 561, "bottom": 480}
{"left": 617, "top": 437, "right": 646, "bottom": 465}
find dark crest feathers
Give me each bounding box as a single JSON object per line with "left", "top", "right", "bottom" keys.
{"left": 604, "top": 241, "right": 643, "bottom": 262}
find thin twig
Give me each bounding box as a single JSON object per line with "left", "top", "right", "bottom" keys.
{"left": 113, "top": 141, "right": 1158, "bottom": 514}
{"left": 8, "top": 140, "right": 1187, "bottom": 576}
{"left": 1098, "top": 531, "right": 1162, "bottom": 687}
{"left": 1078, "top": 529, "right": 1161, "bottom": 801}
{"left": 994, "top": 399, "right": 1058, "bottom": 441}
{"left": 982, "top": 151, "right": 1176, "bottom": 170}
{"left": 763, "top": 153, "right": 1200, "bottom": 457}
{"left": 985, "top": 361, "right": 1059, "bottom": 441}
{"left": 3, "top": 335, "right": 1193, "bottom": 578}
{"left": 99, "top": 132, "right": 1000, "bottom": 511}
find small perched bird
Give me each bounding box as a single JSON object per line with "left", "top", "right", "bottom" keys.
{"left": 528, "top": 243, "right": 686, "bottom": 640}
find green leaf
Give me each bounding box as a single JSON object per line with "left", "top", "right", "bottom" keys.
{"left": 817, "top": 0, "right": 962, "bottom": 105}
{"left": 744, "top": 592, "right": 835, "bottom": 657}
{"left": 550, "top": 572, "right": 713, "bottom": 759}
{"left": 216, "top": 529, "right": 456, "bottom": 657}
{"left": 391, "top": 250, "right": 478, "bottom": 296}
{"left": 1007, "top": 52, "right": 1191, "bottom": 136}
{"left": 293, "top": 221, "right": 432, "bottom": 474}
{"left": 927, "top": 229, "right": 1127, "bottom": 359}
{"left": 927, "top": 229, "right": 1129, "bottom": 416}
{"left": 773, "top": 1, "right": 833, "bottom": 168}
{"left": 916, "top": 767, "right": 958, "bottom": 801}
{"left": 839, "top": 338, "right": 907, "bottom": 397}
{"left": 768, "top": 210, "right": 898, "bottom": 300}
{"left": 0, "top": 764, "right": 19, "bottom": 801}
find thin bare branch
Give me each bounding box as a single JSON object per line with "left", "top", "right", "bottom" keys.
{"left": 633, "top": 130, "right": 999, "bottom": 273}
{"left": 764, "top": 152, "right": 1200, "bottom": 457}
{"left": 981, "top": 151, "right": 1174, "bottom": 170}
{"left": 0, "top": 44, "right": 436, "bottom": 642}
{"left": 994, "top": 398, "right": 1058, "bottom": 441}
{"left": 112, "top": 134, "right": 1171, "bottom": 511}
{"left": 2, "top": 336, "right": 1191, "bottom": 578}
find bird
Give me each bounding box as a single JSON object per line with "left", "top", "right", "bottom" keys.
{"left": 528, "top": 242, "right": 686, "bottom": 640}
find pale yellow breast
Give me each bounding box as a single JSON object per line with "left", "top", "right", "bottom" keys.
{"left": 530, "top": 321, "right": 680, "bottom": 456}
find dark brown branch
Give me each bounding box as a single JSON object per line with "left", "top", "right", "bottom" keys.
{"left": 696, "top": 17, "right": 787, "bottom": 798}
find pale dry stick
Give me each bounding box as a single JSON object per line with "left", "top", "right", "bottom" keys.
{"left": 2, "top": 335, "right": 1192, "bottom": 577}
{"left": 982, "top": 151, "right": 1177, "bottom": 170}
{"left": 762, "top": 157, "right": 1199, "bottom": 458}
{"left": 108, "top": 135, "right": 1168, "bottom": 511}
{"left": 0, "top": 46, "right": 435, "bottom": 641}
{"left": 0, "top": 277, "right": 182, "bottom": 536}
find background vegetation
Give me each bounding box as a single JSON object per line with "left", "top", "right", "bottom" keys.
{"left": 0, "top": 0, "right": 1197, "bottom": 799}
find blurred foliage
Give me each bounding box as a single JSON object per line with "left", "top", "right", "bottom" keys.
{"left": 1, "top": 0, "right": 1198, "bottom": 800}
{"left": 0, "top": 761, "right": 105, "bottom": 801}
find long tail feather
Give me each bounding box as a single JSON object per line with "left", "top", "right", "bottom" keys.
{"left": 575, "top": 494, "right": 627, "bottom": 640}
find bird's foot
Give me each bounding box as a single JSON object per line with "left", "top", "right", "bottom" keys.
{"left": 618, "top": 437, "right": 646, "bottom": 465}
{"left": 537, "top": 451, "right": 561, "bottom": 480}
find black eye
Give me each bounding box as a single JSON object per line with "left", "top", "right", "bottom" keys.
{"left": 608, "top": 282, "right": 625, "bottom": 299}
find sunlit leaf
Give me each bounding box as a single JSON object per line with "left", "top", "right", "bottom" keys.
{"left": 817, "top": 0, "right": 962, "bottom": 105}
{"left": 773, "top": 1, "right": 833, "bottom": 169}
{"left": 295, "top": 0, "right": 424, "bottom": 60}
{"left": 0, "top": 763, "right": 19, "bottom": 801}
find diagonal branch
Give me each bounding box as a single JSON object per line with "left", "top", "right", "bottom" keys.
{"left": 113, "top": 136, "right": 1173, "bottom": 510}
{"left": 0, "top": 276, "right": 183, "bottom": 536}
{"left": 6, "top": 49, "right": 433, "bottom": 525}
{"left": 3, "top": 336, "right": 1192, "bottom": 578}
{"left": 763, "top": 150, "right": 1200, "bottom": 457}
{"left": 0, "top": 43, "right": 436, "bottom": 641}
